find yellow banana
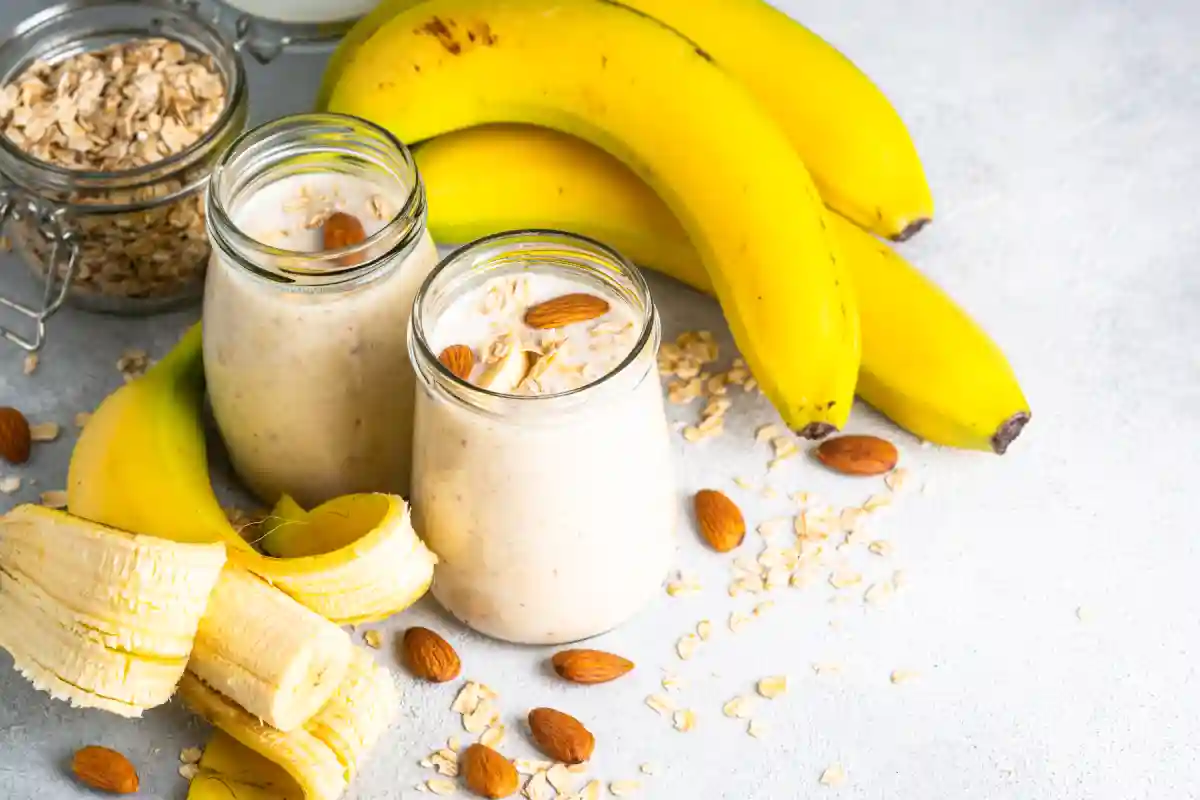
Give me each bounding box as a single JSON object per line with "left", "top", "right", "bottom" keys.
{"left": 318, "top": 0, "right": 933, "bottom": 239}
{"left": 327, "top": 0, "right": 860, "bottom": 436}
{"left": 415, "top": 125, "right": 1030, "bottom": 453}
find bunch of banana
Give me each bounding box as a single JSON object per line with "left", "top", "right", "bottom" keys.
{"left": 66, "top": 325, "right": 438, "bottom": 622}
{"left": 0, "top": 506, "right": 226, "bottom": 717}
{"left": 414, "top": 126, "right": 1031, "bottom": 453}
{"left": 324, "top": 0, "right": 861, "bottom": 437}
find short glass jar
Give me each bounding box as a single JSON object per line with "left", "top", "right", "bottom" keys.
{"left": 204, "top": 113, "right": 438, "bottom": 509}
{"left": 408, "top": 231, "right": 678, "bottom": 645}
{"left": 0, "top": 0, "right": 247, "bottom": 349}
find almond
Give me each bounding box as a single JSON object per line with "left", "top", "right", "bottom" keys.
{"left": 523, "top": 293, "right": 610, "bottom": 329}
{"left": 815, "top": 435, "right": 899, "bottom": 476}
{"left": 72, "top": 746, "right": 139, "bottom": 794}
{"left": 461, "top": 743, "right": 519, "bottom": 798}
{"left": 693, "top": 489, "right": 745, "bottom": 552}
{"left": 401, "top": 627, "right": 461, "bottom": 683}
{"left": 0, "top": 407, "right": 32, "bottom": 465}
{"left": 438, "top": 344, "right": 475, "bottom": 380}
{"left": 322, "top": 211, "right": 367, "bottom": 266}
{"left": 527, "top": 707, "right": 594, "bottom": 764}
{"left": 551, "top": 649, "right": 634, "bottom": 684}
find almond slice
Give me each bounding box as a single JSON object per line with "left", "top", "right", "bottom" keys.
{"left": 524, "top": 293, "right": 610, "bottom": 329}
{"left": 438, "top": 344, "right": 475, "bottom": 380}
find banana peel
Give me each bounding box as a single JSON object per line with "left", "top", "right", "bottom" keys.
{"left": 189, "top": 732, "right": 302, "bottom": 800}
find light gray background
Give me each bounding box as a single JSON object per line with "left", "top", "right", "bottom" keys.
{"left": 1, "top": 0, "right": 1198, "bottom": 798}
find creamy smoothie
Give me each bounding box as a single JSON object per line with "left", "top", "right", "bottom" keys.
{"left": 204, "top": 170, "right": 438, "bottom": 508}
{"left": 410, "top": 238, "right": 677, "bottom": 645}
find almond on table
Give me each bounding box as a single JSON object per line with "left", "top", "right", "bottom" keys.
{"left": 71, "top": 746, "right": 139, "bottom": 794}
{"left": 814, "top": 434, "right": 899, "bottom": 476}
{"left": 694, "top": 489, "right": 746, "bottom": 552}
{"left": 527, "top": 707, "right": 595, "bottom": 764}
{"left": 551, "top": 649, "right": 635, "bottom": 684}
{"left": 401, "top": 627, "right": 462, "bottom": 682}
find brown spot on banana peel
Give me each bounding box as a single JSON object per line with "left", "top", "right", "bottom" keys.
{"left": 991, "top": 411, "right": 1030, "bottom": 455}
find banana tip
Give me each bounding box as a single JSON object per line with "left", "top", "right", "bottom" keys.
{"left": 892, "top": 218, "right": 931, "bottom": 242}
{"left": 991, "top": 412, "right": 1030, "bottom": 455}
{"left": 795, "top": 422, "right": 837, "bottom": 440}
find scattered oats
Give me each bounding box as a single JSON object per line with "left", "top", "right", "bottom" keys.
{"left": 722, "top": 695, "right": 755, "bottom": 719}
{"left": 892, "top": 569, "right": 909, "bottom": 589}
{"left": 74, "top": 411, "right": 92, "bottom": 428}
{"left": 733, "top": 476, "right": 756, "bottom": 490}
{"left": 812, "top": 662, "right": 842, "bottom": 676}
{"left": 451, "top": 681, "right": 495, "bottom": 715}
{"left": 790, "top": 567, "right": 817, "bottom": 589}
{"left": 747, "top": 718, "right": 768, "bottom": 738}
{"left": 515, "top": 759, "right": 554, "bottom": 775}
{"left": 610, "top": 780, "right": 641, "bottom": 796}
{"left": 661, "top": 673, "right": 686, "bottom": 693}
{"left": 819, "top": 763, "right": 846, "bottom": 787}
{"left": 864, "top": 581, "right": 895, "bottom": 607}
{"left": 524, "top": 770, "right": 555, "bottom": 800}
{"left": 765, "top": 565, "right": 790, "bottom": 590}
{"left": 728, "top": 575, "right": 764, "bottom": 597}
{"left": 462, "top": 698, "right": 499, "bottom": 733}
{"left": 753, "top": 601, "right": 775, "bottom": 617}
{"left": 696, "top": 619, "right": 713, "bottom": 641}
{"left": 665, "top": 570, "right": 702, "bottom": 597}
{"left": 890, "top": 669, "right": 919, "bottom": 685}
{"left": 761, "top": 485, "right": 778, "bottom": 499}
{"left": 756, "top": 517, "right": 790, "bottom": 538}
{"left": 447, "top": 736, "right": 461, "bottom": 752}
{"left": 0, "top": 476, "right": 21, "bottom": 494}
{"left": 744, "top": 377, "right": 758, "bottom": 392}
{"left": 645, "top": 694, "right": 675, "bottom": 716}
{"left": 419, "top": 757, "right": 434, "bottom": 769}
{"left": 416, "top": 784, "right": 429, "bottom": 793}
{"left": 430, "top": 750, "right": 458, "bottom": 777}
{"left": 839, "top": 507, "right": 867, "bottom": 532}
{"left": 547, "top": 764, "right": 579, "bottom": 794}
{"left": 756, "top": 676, "right": 788, "bottom": 699}
{"left": 22, "top": 354, "right": 38, "bottom": 375}
{"left": 179, "top": 763, "right": 200, "bottom": 781}
{"left": 733, "top": 555, "right": 761, "bottom": 573}
{"left": 566, "top": 764, "right": 589, "bottom": 775}
{"left": 580, "top": 780, "right": 603, "bottom": 800}
{"left": 39, "top": 490, "right": 68, "bottom": 508}
{"left": 0, "top": 235, "right": 9, "bottom": 252}
{"left": 479, "top": 724, "right": 505, "bottom": 749}
{"left": 362, "top": 629, "right": 383, "bottom": 649}
{"left": 1075, "top": 606, "right": 1090, "bottom": 622}
{"left": 676, "top": 633, "right": 700, "bottom": 660}
{"left": 755, "top": 424, "right": 783, "bottom": 443}
{"left": 639, "top": 763, "right": 657, "bottom": 776}
{"left": 884, "top": 468, "right": 911, "bottom": 492}
{"left": 828, "top": 567, "right": 862, "bottom": 589}
{"left": 862, "top": 493, "right": 893, "bottom": 512}
{"left": 179, "top": 747, "right": 202, "bottom": 765}
{"left": 672, "top": 709, "right": 696, "bottom": 732}
{"left": 868, "top": 540, "right": 893, "bottom": 557}
{"left": 427, "top": 777, "right": 457, "bottom": 796}
{"left": 28, "top": 421, "right": 59, "bottom": 442}
{"left": 728, "top": 611, "right": 752, "bottom": 633}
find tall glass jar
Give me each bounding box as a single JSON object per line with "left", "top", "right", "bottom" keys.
{"left": 408, "top": 231, "right": 678, "bottom": 645}
{"left": 204, "top": 113, "right": 438, "bottom": 509}
{"left": 0, "top": 0, "right": 247, "bottom": 350}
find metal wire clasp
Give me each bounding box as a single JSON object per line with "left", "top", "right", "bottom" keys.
{"left": 0, "top": 187, "right": 80, "bottom": 351}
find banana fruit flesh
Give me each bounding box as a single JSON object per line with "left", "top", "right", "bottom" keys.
{"left": 318, "top": 0, "right": 932, "bottom": 240}
{"left": 180, "top": 648, "right": 398, "bottom": 800}
{"left": 189, "top": 732, "right": 302, "bottom": 799}
{"left": 414, "top": 126, "right": 1030, "bottom": 452}
{"left": 0, "top": 506, "right": 226, "bottom": 717}
{"left": 67, "top": 325, "right": 437, "bottom": 624}
{"left": 190, "top": 566, "right": 353, "bottom": 732}
{"left": 327, "top": 0, "right": 861, "bottom": 436}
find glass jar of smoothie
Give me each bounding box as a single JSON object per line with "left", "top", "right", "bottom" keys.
{"left": 408, "top": 230, "right": 678, "bottom": 645}
{"left": 204, "top": 113, "right": 438, "bottom": 509}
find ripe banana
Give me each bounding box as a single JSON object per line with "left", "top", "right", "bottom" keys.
{"left": 189, "top": 566, "right": 353, "bottom": 732}
{"left": 318, "top": 0, "right": 933, "bottom": 240}
{"left": 415, "top": 125, "right": 1030, "bottom": 452}
{"left": 0, "top": 505, "right": 226, "bottom": 717}
{"left": 180, "top": 647, "right": 397, "bottom": 800}
{"left": 189, "top": 732, "right": 301, "bottom": 799}
{"left": 326, "top": 0, "right": 861, "bottom": 436}
{"left": 67, "top": 325, "right": 437, "bottom": 623}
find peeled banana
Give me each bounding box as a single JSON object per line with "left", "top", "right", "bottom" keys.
{"left": 415, "top": 125, "right": 1030, "bottom": 452}
{"left": 67, "top": 325, "right": 437, "bottom": 623}
{"left": 326, "top": 0, "right": 861, "bottom": 436}
{"left": 0, "top": 506, "right": 226, "bottom": 716}
{"left": 318, "top": 0, "right": 933, "bottom": 240}
{"left": 189, "top": 732, "right": 302, "bottom": 799}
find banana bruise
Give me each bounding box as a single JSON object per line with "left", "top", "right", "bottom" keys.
{"left": 189, "top": 566, "right": 353, "bottom": 732}
{"left": 327, "top": 0, "right": 860, "bottom": 435}
{"left": 0, "top": 506, "right": 226, "bottom": 716}
{"left": 414, "top": 125, "right": 1029, "bottom": 453}
{"left": 180, "top": 648, "right": 398, "bottom": 800}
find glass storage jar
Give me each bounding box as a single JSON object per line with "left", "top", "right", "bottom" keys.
{"left": 408, "top": 231, "right": 679, "bottom": 645}
{"left": 204, "top": 113, "right": 439, "bottom": 509}
{"left": 0, "top": 0, "right": 247, "bottom": 350}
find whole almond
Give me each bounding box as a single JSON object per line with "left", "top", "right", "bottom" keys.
{"left": 0, "top": 407, "right": 32, "bottom": 465}
{"left": 438, "top": 344, "right": 475, "bottom": 380}
{"left": 815, "top": 435, "right": 899, "bottom": 476}
{"left": 71, "top": 746, "right": 139, "bottom": 794}
{"left": 401, "top": 627, "right": 461, "bottom": 682}
{"left": 551, "top": 649, "right": 635, "bottom": 684}
{"left": 322, "top": 211, "right": 367, "bottom": 266}
{"left": 523, "top": 293, "right": 610, "bottom": 329}
{"left": 693, "top": 489, "right": 745, "bottom": 552}
{"left": 461, "top": 743, "right": 519, "bottom": 798}
{"left": 527, "top": 707, "right": 594, "bottom": 764}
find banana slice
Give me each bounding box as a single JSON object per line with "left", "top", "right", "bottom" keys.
{"left": 0, "top": 506, "right": 226, "bottom": 716}
{"left": 189, "top": 566, "right": 353, "bottom": 732}
{"left": 180, "top": 648, "right": 398, "bottom": 800}
{"left": 476, "top": 333, "right": 536, "bottom": 392}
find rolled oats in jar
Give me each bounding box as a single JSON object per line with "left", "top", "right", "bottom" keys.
{"left": 0, "top": 0, "right": 247, "bottom": 342}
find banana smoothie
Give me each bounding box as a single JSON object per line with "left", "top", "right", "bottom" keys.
{"left": 204, "top": 115, "right": 437, "bottom": 508}
{"left": 409, "top": 232, "right": 677, "bottom": 645}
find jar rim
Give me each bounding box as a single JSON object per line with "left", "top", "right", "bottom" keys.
{"left": 0, "top": 0, "right": 248, "bottom": 189}
{"left": 409, "top": 229, "right": 660, "bottom": 409}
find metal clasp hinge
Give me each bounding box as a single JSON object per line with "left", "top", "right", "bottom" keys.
{"left": 0, "top": 190, "right": 80, "bottom": 352}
